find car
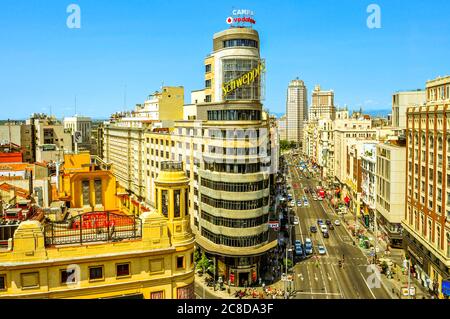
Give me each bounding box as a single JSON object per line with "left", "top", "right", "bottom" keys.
{"left": 326, "top": 220, "right": 332, "bottom": 226}
{"left": 334, "top": 220, "right": 341, "bottom": 226}
{"left": 290, "top": 200, "right": 296, "bottom": 207}
{"left": 304, "top": 238, "right": 313, "bottom": 255}
{"left": 310, "top": 225, "right": 317, "bottom": 233}
{"left": 295, "top": 245, "right": 303, "bottom": 256}
{"left": 317, "top": 245, "right": 326, "bottom": 255}
{"left": 293, "top": 216, "right": 299, "bottom": 225}
{"left": 317, "top": 219, "right": 324, "bottom": 226}
{"left": 320, "top": 225, "right": 328, "bottom": 233}
{"left": 295, "top": 240, "right": 302, "bottom": 246}
{"left": 328, "top": 224, "right": 335, "bottom": 230}
{"left": 323, "top": 231, "right": 329, "bottom": 238}
{"left": 304, "top": 200, "right": 309, "bottom": 207}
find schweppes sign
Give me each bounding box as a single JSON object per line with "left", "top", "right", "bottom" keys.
{"left": 222, "top": 61, "right": 265, "bottom": 97}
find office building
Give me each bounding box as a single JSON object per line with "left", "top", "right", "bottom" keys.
{"left": 286, "top": 78, "right": 308, "bottom": 145}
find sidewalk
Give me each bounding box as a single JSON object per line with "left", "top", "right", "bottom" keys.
{"left": 195, "top": 273, "right": 288, "bottom": 299}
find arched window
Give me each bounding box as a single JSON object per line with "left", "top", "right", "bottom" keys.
{"left": 421, "top": 134, "right": 426, "bottom": 147}
{"left": 429, "top": 136, "right": 434, "bottom": 149}
{"left": 438, "top": 135, "right": 443, "bottom": 151}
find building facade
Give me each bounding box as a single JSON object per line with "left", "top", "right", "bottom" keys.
{"left": 403, "top": 75, "right": 450, "bottom": 299}
{"left": 0, "top": 157, "right": 195, "bottom": 299}
{"left": 376, "top": 139, "right": 406, "bottom": 248}
{"left": 309, "top": 85, "right": 336, "bottom": 121}
{"left": 392, "top": 90, "right": 426, "bottom": 130}
{"left": 63, "top": 115, "right": 93, "bottom": 153}
{"left": 286, "top": 78, "right": 307, "bottom": 145}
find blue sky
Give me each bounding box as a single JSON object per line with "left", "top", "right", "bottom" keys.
{"left": 0, "top": 0, "right": 449, "bottom": 119}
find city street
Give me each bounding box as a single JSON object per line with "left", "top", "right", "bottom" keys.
{"left": 284, "top": 153, "right": 391, "bottom": 299}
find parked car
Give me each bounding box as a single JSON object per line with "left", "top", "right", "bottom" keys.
{"left": 323, "top": 231, "right": 329, "bottom": 238}
{"left": 310, "top": 225, "right": 318, "bottom": 233}
{"left": 304, "top": 200, "right": 309, "bottom": 207}
{"left": 297, "top": 200, "right": 302, "bottom": 207}
{"left": 320, "top": 225, "right": 328, "bottom": 233}
{"left": 293, "top": 216, "right": 299, "bottom": 225}
{"left": 328, "top": 224, "right": 335, "bottom": 230}
{"left": 317, "top": 219, "right": 324, "bottom": 226}
{"left": 334, "top": 220, "right": 341, "bottom": 226}
{"left": 326, "top": 220, "right": 332, "bottom": 226}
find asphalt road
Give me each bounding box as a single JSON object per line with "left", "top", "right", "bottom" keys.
{"left": 285, "top": 153, "right": 391, "bottom": 299}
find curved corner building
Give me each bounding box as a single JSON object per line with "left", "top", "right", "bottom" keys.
{"left": 194, "top": 26, "right": 277, "bottom": 287}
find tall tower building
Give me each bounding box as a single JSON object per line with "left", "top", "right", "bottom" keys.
{"left": 286, "top": 78, "right": 308, "bottom": 145}
{"left": 309, "top": 85, "right": 336, "bottom": 121}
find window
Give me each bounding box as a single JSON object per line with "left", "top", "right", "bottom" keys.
{"left": 174, "top": 190, "right": 181, "bottom": 218}
{"left": 177, "top": 256, "right": 185, "bottom": 269}
{"left": 205, "top": 95, "right": 212, "bottom": 103}
{"left": 205, "top": 79, "right": 211, "bottom": 88}
{"left": 0, "top": 275, "right": 5, "bottom": 290}
{"left": 21, "top": 272, "right": 40, "bottom": 289}
{"left": 60, "top": 269, "right": 76, "bottom": 285}
{"left": 94, "top": 179, "right": 102, "bottom": 206}
{"left": 89, "top": 266, "right": 104, "bottom": 281}
{"left": 82, "top": 180, "right": 90, "bottom": 206}
{"left": 205, "top": 64, "right": 211, "bottom": 73}
{"left": 116, "top": 263, "right": 130, "bottom": 277}
{"left": 185, "top": 189, "right": 189, "bottom": 216}
{"left": 161, "top": 190, "right": 169, "bottom": 217}
{"left": 151, "top": 291, "right": 165, "bottom": 299}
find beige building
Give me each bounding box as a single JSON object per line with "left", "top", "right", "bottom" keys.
{"left": 286, "top": 78, "right": 308, "bottom": 145}
{"left": 26, "top": 114, "right": 73, "bottom": 163}
{"left": 375, "top": 139, "right": 406, "bottom": 247}
{"left": 309, "top": 85, "right": 336, "bottom": 121}
{"left": 100, "top": 26, "right": 277, "bottom": 287}
{"left": 134, "top": 87, "right": 184, "bottom": 127}
{"left": 403, "top": 75, "right": 450, "bottom": 299}
{"left": 276, "top": 115, "right": 287, "bottom": 141}
{"left": 0, "top": 122, "right": 35, "bottom": 163}
{"left": 392, "top": 90, "right": 426, "bottom": 129}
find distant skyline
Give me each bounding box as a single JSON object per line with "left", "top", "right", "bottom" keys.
{"left": 0, "top": 0, "right": 449, "bottom": 119}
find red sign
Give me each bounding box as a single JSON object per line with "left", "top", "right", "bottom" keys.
{"left": 344, "top": 196, "right": 350, "bottom": 204}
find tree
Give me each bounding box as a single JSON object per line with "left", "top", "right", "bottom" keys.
{"left": 196, "top": 252, "right": 214, "bottom": 274}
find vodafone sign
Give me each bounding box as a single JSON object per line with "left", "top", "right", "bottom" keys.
{"left": 226, "top": 9, "right": 256, "bottom": 25}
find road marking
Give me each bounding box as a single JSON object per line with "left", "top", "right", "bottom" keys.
{"left": 359, "top": 271, "right": 377, "bottom": 299}
{"left": 295, "top": 292, "right": 341, "bottom": 296}
{"left": 330, "top": 264, "right": 346, "bottom": 299}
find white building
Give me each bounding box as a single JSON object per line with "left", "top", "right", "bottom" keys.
{"left": 63, "top": 115, "right": 92, "bottom": 152}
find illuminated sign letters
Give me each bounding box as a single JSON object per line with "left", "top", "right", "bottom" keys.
{"left": 222, "top": 61, "right": 265, "bottom": 97}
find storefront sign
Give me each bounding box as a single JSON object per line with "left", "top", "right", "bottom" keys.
{"left": 222, "top": 61, "right": 265, "bottom": 97}
{"left": 226, "top": 9, "right": 256, "bottom": 25}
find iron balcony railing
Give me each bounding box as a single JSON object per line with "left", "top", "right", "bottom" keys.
{"left": 44, "top": 212, "right": 142, "bottom": 246}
